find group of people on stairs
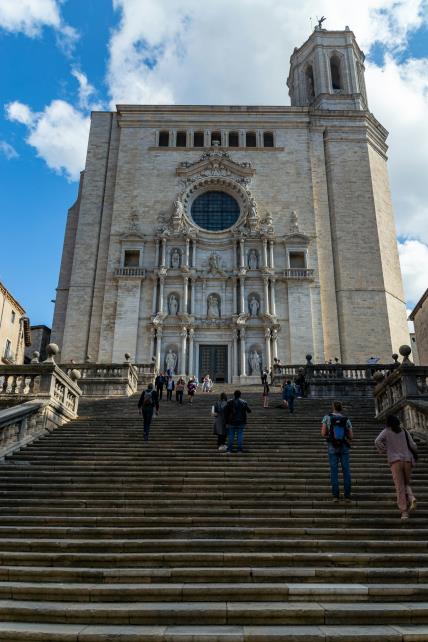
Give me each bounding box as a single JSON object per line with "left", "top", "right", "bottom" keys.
{"left": 138, "top": 381, "right": 418, "bottom": 521}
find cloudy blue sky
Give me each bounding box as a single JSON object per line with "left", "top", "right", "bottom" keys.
{"left": 1, "top": 0, "right": 427, "bottom": 327}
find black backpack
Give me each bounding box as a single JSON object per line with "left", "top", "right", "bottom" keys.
{"left": 327, "top": 414, "right": 349, "bottom": 447}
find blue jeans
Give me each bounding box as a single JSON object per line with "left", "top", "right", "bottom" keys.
{"left": 328, "top": 444, "right": 351, "bottom": 498}
{"left": 227, "top": 424, "right": 245, "bottom": 452}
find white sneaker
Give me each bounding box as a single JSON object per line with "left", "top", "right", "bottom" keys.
{"left": 218, "top": 445, "right": 227, "bottom": 452}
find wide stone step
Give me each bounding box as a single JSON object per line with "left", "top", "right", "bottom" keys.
{"left": 2, "top": 622, "right": 428, "bottom": 641}
{"left": 1, "top": 581, "right": 428, "bottom": 603}
{"left": 1, "top": 599, "right": 428, "bottom": 625}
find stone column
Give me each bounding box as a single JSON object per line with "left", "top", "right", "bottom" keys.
{"left": 161, "top": 238, "right": 167, "bottom": 267}
{"left": 155, "top": 329, "right": 162, "bottom": 370}
{"left": 240, "top": 329, "right": 247, "bottom": 376}
{"left": 183, "top": 277, "right": 189, "bottom": 313}
{"left": 192, "top": 239, "right": 197, "bottom": 267}
{"left": 265, "top": 328, "right": 272, "bottom": 370}
{"left": 272, "top": 328, "right": 278, "bottom": 360}
{"left": 155, "top": 239, "right": 160, "bottom": 267}
{"left": 233, "top": 329, "right": 239, "bottom": 377}
{"left": 185, "top": 238, "right": 190, "bottom": 267}
{"left": 271, "top": 278, "right": 277, "bottom": 316}
{"left": 180, "top": 327, "right": 187, "bottom": 375}
{"left": 151, "top": 278, "right": 158, "bottom": 315}
{"left": 149, "top": 327, "right": 155, "bottom": 361}
{"left": 188, "top": 328, "right": 194, "bottom": 376}
{"left": 190, "top": 278, "right": 196, "bottom": 315}
{"left": 262, "top": 239, "right": 268, "bottom": 268}
{"left": 158, "top": 277, "right": 165, "bottom": 314}
{"left": 240, "top": 278, "right": 246, "bottom": 314}
{"left": 269, "top": 240, "right": 275, "bottom": 269}
{"left": 240, "top": 238, "right": 245, "bottom": 268}
{"left": 232, "top": 278, "right": 237, "bottom": 314}
{"left": 263, "top": 277, "right": 270, "bottom": 315}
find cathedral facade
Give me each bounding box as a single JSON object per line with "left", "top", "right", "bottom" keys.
{"left": 52, "top": 28, "right": 409, "bottom": 382}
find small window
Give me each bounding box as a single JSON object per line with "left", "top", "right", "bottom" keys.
{"left": 193, "top": 131, "right": 204, "bottom": 147}
{"left": 11, "top": 310, "right": 16, "bottom": 324}
{"left": 246, "top": 131, "right": 257, "bottom": 147}
{"left": 159, "top": 131, "right": 169, "bottom": 147}
{"left": 4, "top": 339, "right": 11, "bottom": 359}
{"left": 228, "top": 131, "right": 239, "bottom": 147}
{"left": 124, "top": 250, "right": 140, "bottom": 267}
{"left": 211, "top": 131, "right": 221, "bottom": 146}
{"left": 330, "top": 55, "right": 342, "bottom": 91}
{"left": 176, "top": 131, "right": 187, "bottom": 147}
{"left": 289, "top": 251, "right": 306, "bottom": 269}
{"left": 263, "top": 132, "right": 274, "bottom": 147}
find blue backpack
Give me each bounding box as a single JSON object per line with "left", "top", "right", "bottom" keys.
{"left": 328, "top": 414, "right": 349, "bottom": 446}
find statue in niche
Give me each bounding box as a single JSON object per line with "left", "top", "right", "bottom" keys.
{"left": 207, "top": 294, "right": 220, "bottom": 318}
{"left": 168, "top": 294, "right": 179, "bottom": 316}
{"left": 165, "top": 349, "right": 178, "bottom": 375}
{"left": 207, "top": 252, "right": 226, "bottom": 277}
{"left": 249, "top": 350, "right": 261, "bottom": 375}
{"left": 171, "top": 248, "right": 181, "bottom": 269}
{"left": 248, "top": 249, "right": 258, "bottom": 270}
{"left": 249, "top": 296, "right": 260, "bottom": 317}
{"left": 171, "top": 198, "right": 186, "bottom": 233}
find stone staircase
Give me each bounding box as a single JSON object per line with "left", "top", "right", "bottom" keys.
{"left": 0, "top": 386, "right": 427, "bottom": 641}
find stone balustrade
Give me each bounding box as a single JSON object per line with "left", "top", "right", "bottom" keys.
{"left": 134, "top": 363, "right": 156, "bottom": 386}
{"left": 114, "top": 267, "right": 145, "bottom": 278}
{"left": 61, "top": 362, "right": 139, "bottom": 397}
{"left": 283, "top": 268, "right": 314, "bottom": 279}
{"left": 374, "top": 364, "right": 428, "bottom": 440}
{"left": 0, "top": 361, "right": 82, "bottom": 460}
{"left": 273, "top": 361, "right": 392, "bottom": 398}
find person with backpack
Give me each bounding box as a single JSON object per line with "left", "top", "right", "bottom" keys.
{"left": 375, "top": 414, "right": 417, "bottom": 520}
{"left": 155, "top": 373, "right": 165, "bottom": 401}
{"left": 175, "top": 378, "right": 185, "bottom": 404}
{"left": 321, "top": 401, "right": 353, "bottom": 502}
{"left": 224, "top": 390, "right": 252, "bottom": 454}
{"left": 137, "top": 383, "right": 159, "bottom": 441}
{"left": 282, "top": 379, "right": 296, "bottom": 413}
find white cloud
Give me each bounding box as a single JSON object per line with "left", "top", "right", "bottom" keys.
{"left": 0, "top": 140, "right": 18, "bottom": 159}
{"left": 398, "top": 239, "right": 428, "bottom": 307}
{"left": 6, "top": 99, "right": 89, "bottom": 181}
{"left": 71, "top": 69, "right": 104, "bottom": 111}
{"left": 0, "top": 0, "right": 77, "bottom": 49}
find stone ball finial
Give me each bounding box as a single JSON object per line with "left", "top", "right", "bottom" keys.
{"left": 70, "top": 369, "right": 81, "bottom": 382}
{"left": 392, "top": 353, "right": 399, "bottom": 363}
{"left": 44, "top": 343, "right": 59, "bottom": 364}
{"left": 399, "top": 344, "right": 413, "bottom": 365}
{"left": 305, "top": 354, "right": 313, "bottom": 364}
{"left": 30, "top": 351, "right": 40, "bottom": 364}
{"left": 124, "top": 352, "right": 131, "bottom": 362}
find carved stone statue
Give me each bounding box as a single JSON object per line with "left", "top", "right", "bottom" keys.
{"left": 165, "top": 349, "right": 177, "bottom": 374}
{"left": 171, "top": 248, "right": 181, "bottom": 269}
{"left": 168, "top": 294, "right": 179, "bottom": 316}
{"left": 207, "top": 252, "right": 226, "bottom": 276}
{"left": 171, "top": 199, "right": 185, "bottom": 233}
{"left": 207, "top": 294, "right": 220, "bottom": 318}
{"left": 248, "top": 249, "right": 258, "bottom": 270}
{"left": 249, "top": 350, "right": 261, "bottom": 375}
{"left": 249, "top": 296, "right": 260, "bottom": 317}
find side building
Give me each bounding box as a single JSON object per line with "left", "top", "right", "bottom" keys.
{"left": 0, "top": 281, "right": 31, "bottom": 365}
{"left": 409, "top": 289, "right": 428, "bottom": 366}
{"left": 52, "top": 27, "right": 409, "bottom": 381}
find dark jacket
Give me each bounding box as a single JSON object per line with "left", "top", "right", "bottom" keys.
{"left": 225, "top": 398, "right": 251, "bottom": 426}
{"left": 138, "top": 389, "right": 159, "bottom": 412}
{"left": 155, "top": 375, "right": 165, "bottom": 389}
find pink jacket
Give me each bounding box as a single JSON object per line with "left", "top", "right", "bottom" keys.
{"left": 375, "top": 427, "right": 417, "bottom": 465}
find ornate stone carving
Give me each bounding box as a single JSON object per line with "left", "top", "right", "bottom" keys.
{"left": 248, "top": 294, "right": 260, "bottom": 317}
{"left": 207, "top": 294, "right": 221, "bottom": 318}
{"left": 248, "top": 249, "right": 259, "bottom": 270}
{"left": 170, "top": 248, "right": 181, "bottom": 269}
{"left": 165, "top": 349, "right": 177, "bottom": 374}
{"left": 177, "top": 149, "right": 255, "bottom": 187}
{"left": 207, "top": 252, "right": 227, "bottom": 277}
{"left": 168, "top": 294, "right": 179, "bottom": 316}
{"left": 248, "top": 350, "right": 262, "bottom": 375}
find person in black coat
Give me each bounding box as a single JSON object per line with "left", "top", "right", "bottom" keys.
{"left": 138, "top": 383, "right": 159, "bottom": 441}
{"left": 155, "top": 373, "right": 165, "bottom": 400}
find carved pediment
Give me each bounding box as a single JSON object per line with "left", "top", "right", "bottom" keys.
{"left": 177, "top": 149, "right": 255, "bottom": 186}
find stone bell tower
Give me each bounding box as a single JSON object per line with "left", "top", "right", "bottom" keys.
{"left": 287, "top": 26, "right": 368, "bottom": 110}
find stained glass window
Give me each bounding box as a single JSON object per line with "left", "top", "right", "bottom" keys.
{"left": 191, "top": 191, "right": 240, "bottom": 231}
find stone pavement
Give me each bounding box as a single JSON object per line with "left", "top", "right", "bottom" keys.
{"left": 0, "top": 388, "right": 427, "bottom": 640}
